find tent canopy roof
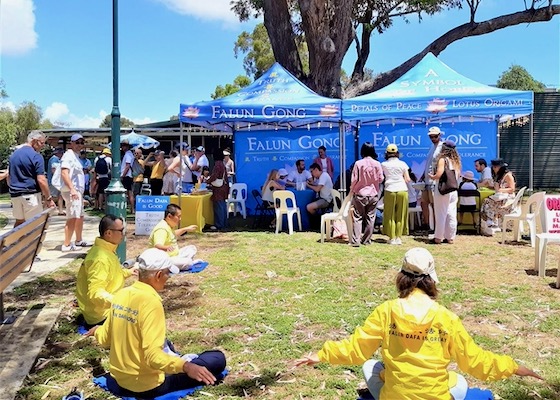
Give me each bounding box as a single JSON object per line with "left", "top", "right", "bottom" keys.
{"left": 179, "top": 63, "right": 341, "bottom": 132}
{"left": 343, "top": 53, "right": 533, "bottom": 124}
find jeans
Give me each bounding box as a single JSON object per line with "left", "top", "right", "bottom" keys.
{"left": 214, "top": 200, "right": 227, "bottom": 229}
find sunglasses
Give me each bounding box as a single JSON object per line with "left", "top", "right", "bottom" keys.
{"left": 108, "top": 227, "right": 125, "bottom": 233}
{"left": 74, "top": 140, "right": 85, "bottom": 145}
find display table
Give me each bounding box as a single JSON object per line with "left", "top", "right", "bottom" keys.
{"left": 170, "top": 193, "right": 214, "bottom": 233}
{"left": 286, "top": 188, "right": 316, "bottom": 230}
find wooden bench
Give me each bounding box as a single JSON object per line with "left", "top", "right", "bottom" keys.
{"left": 0, "top": 208, "right": 51, "bottom": 324}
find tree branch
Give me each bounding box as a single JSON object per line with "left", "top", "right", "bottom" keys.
{"left": 345, "top": 4, "right": 560, "bottom": 98}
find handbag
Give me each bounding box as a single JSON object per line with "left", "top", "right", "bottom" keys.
{"left": 437, "top": 159, "right": 458, "bottom": 195}
{"left": 210, "top": 170, "right": 226, "bottom": 187}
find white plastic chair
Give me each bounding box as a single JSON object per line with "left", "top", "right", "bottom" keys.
{"left": 226, "top": 183, "right": 247, "bottom": 219}
{"left": 272, "top": 190, "right": 302, "bottom": 234}
{"left": 408, "top": 204, "right": 422, "bottom": 232}
{"left": 331, "top": 189, "right": 342, "bottom": 213}
{"left": 321, "top": 193, "right": 353, "bottom": 243}
{"left": 140, "top": 183, "right": 151, "bottom": 196}
{"left": 502, "top": 191, "right": 545, "bottom": 246}
{"left": 496, "top": 186, "right": 525, "bottom": 241}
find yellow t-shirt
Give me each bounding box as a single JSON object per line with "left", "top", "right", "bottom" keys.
{"left": 150, "top": 161, "right": 165, "bottom": 180}
{"left": 133, "top": 159, "right": 145, "bottom": 183}
{"left": 94, "top": 281, "right": 184, "bottom": 392}
{"left": 148, "top": 219, "right": 178, "bottom": 256}
{"left": 76, "top": 237, "right": 133, "bottom": 325}
{"left": 318, "top": 289, "right": 518, "bottom": 399}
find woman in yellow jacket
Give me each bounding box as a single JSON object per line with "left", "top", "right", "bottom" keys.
{"left": 295, "top": 248, "right": 542, "bottom": 400}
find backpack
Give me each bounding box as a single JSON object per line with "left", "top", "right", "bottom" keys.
{"left": 95, "top": 157, "right": 109, "bottom": 175}
{"left": 131, "top": 158, "right": 144, "bottom": 178}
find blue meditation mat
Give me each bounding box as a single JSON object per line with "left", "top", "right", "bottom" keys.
{"left": 182, "top": 261, "right": 209, "bottom": 273}
{"left": 93, "top": 370, "right": 228, "bottom": 400}
{"left": 357, "top": 387, "right": 493, "bottom": 400}
{"left": 77, "top": 325, "right": 88, "bottom": 335}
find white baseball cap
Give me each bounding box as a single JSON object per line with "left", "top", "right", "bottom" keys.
{"left": 401, "top": 247, "right": 439, "bottom": 283}
{"left": 137, "top": 248, "right": 179, "bottom": 274}
{"left": 278, "top": 168, "right": 288, "bottom": 177}
{"left": 71, "top": 133, "right": 84, "bottom": 142}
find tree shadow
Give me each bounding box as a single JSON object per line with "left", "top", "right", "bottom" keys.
{"left": 5, "top": 274, "right": 76, "bottom": 309}
{"left": 161, "top": 279, "right": 202, "bottom": 313}
{"left": 222, "top": 368, "right": 283, "bottom": 397}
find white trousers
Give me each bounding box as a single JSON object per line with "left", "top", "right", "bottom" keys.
{"left": 170, "top": 245, "right": 197, "bottom": 270}
{"left": 362, "top": 359, "right": 468, "bottom": 400}
{"left": 433, "top": 189, "right": 458, "bottom": 241}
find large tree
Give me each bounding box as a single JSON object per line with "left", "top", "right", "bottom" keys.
{"left": 497, "top": 65, "right": 547, "bottom": 92}
{"left": 99, "top": 114, "right": 135, "bottom": 128}
{"left": 231, "top": 0, "right": 559, "bottom": 98}
{"left": 211, "top": 75, "right": 252, "bottom": 99}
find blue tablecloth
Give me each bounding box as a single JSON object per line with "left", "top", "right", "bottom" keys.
{"left": 285, "top": 188, "right": 316, "bottom": 230}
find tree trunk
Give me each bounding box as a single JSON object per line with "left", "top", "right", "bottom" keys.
{"left": 298, "top": 0, "right": 354, "bottom": 98}
{"left": 262, "top": 0, "right": 304, "bottom": 79}
{"left": 351, "top": 22, "right": 374, "bottom": 82}
{"left": 345, "top": 4, "right": 560, "bottom": 98}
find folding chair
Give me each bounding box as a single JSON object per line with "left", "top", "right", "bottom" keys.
{"left": 457, "top": 189, "right": 481, "bottom": 233}
{"left": 251, "top": 189, "right": 274, "bottom": 228}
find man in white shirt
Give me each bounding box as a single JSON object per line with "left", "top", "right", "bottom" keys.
{"left": 474, "top": 158, "right": 493, "bottom": 188}
{"left": 306, "top": 162, "right": 333, "bottom": 215}
{"left": 420, "top": 126, "right": 443, "bottom": 231}
{"left": 287, "top": 159, "right": 312, "bottom": 189}
{"left": 192, "top": 146, "right": 209, "bottom": 181}
{"left": 60, "top": 134, "right": 88, "bottom": 252}
{"left": 176, "top": 142, "right": 194, "bottom": 192}
{"left": 120, "top": 139, "right": 135, "bottom": 213}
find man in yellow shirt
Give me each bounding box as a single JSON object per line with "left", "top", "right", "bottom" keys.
{"left": 88, "top": 248, "right": 226, "bottom": 397}
{"left": 76, "top": 214, "right": 137, "bottom": 327}
{"left": 149, "top": 204, "right": 199, "bottom": 270}
{"left": 294, "top": 248, "right": 542, "bottom": 399}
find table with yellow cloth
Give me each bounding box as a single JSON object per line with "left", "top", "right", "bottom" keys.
{"left": 170, "top": 193, "right": 214, "bottom": 233}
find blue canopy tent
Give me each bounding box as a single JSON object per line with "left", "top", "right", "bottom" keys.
{"left": 178, "top": 63, "right": 349, "bottom": 213}
{"left": 343, "top": 53, "right": 535, "bottom": 188}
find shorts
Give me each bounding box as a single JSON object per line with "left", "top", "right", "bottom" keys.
{"left": 459, "top": 204, "right": 477, "bottom": 212}
{"left": 97, "top": 177, "right": 110, "bottom": 195}
{"left": 121, "top": 176, "right": 133, "bottom": 191}
{"left": 49, "top": 185, "right": 61, "bottom": 198}
{"left": 11, "top": 193, "right": 43, "bottom": 220}
{"left": 132, "top": 181, "right": 143, "bottom": 196}
{"left": 61, "top": 191, "right": 84, "bottom": 218}
{"left": 309, "top": 198, "right": 330, "bottom": 210}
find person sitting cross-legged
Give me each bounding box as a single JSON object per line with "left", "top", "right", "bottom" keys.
{"left": 149, "top": 204, "right": 199, "bottom": 270}
{"left": 294, "top": 247, "right": 542, "bottom": 400}
{"left": 86, "top": 248, "right": 226, "bottom": 398}
{"left": 76, "top": 214, "right": 138, "bottom": 328}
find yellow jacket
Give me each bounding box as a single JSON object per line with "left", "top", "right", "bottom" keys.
{"left": 318, "top": 289, "right": 518, "bottom": 400}
{"left": 76, "top": 237, "right": 133, "bottom": 325}
{"left": 149, "top": 219, "right": 179, "bottom": 256}
{"left": 95, "top": 281, "right": 185, "bottom": 392}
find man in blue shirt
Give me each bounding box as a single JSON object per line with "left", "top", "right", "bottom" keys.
{"left": 8, "top": 130, "right": 55, "bottom": 227}
{"left": 48, "top": 147, "right": 65, "bottom": 215}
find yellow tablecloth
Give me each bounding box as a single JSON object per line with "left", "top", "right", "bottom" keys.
{"left": 170, "top": 193, "right": 214, "bottom": 233}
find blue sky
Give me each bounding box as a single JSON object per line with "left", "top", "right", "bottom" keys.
{"left": 1, "top": 0, "right": 558, "bottom": 128}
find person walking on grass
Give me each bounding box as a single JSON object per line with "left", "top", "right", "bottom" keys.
{"left": 294, "top": 247, "right": 543, "bottom": 400}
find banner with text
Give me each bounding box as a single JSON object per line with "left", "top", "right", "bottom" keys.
{"left": 235, "top": 127, "right": 355, "bottom": 214}
{"left": 358, "top": 121, "right": 497, "bottom": 179}
{"left": 135, "top": 196, "right": 170, "bottom": 235}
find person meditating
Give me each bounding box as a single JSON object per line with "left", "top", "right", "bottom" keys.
{"left": 86, "top": 248, "right": 226, "bottom": 398}
{"left": 294, "top": 247, "right": 542, "bottom": 400}
{"left": 149, "top": 204, "right": 199, "bottom": 270}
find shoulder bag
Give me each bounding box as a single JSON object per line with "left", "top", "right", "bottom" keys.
{"left": 437, "top": 159, "right": 458, "bottom": 195}
{"left": 210, "top": 170, "right": 226, "bottom": 187}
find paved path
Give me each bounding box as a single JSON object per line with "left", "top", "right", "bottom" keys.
{"left": 0, "top": 202, "right": 100, "bottom": 291}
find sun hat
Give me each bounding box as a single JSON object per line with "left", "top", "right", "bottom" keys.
{"left": 102, "top": 148, "right": 111, "bottom": 155}
{"left": 386, "top": 144, "right": 398, "bottom": 153}
{"left": 195, "top": 146, "right": 205, "bottom": 152}
{"left": 137, "top": 248, "right": 179, "bottom": 274}
{"left": 401, "top": 247, "right": 439, "bottom": 283}
{"left": 442, "top": 139, "right": 456, "bottom": 149}
{"left": 223, "top": 150, "right": 231, "bottom": 156}
{"left": 461, "top": 170, "right": 475, "bottom": 181}
{"left": 71, "top": 134, "right": 84, "bottom": 142}
{"left": 428, "top": 126, "right": 443, "bottom": 136}
{"left": 278, "top": 168, "right": 288, "bottom": 177}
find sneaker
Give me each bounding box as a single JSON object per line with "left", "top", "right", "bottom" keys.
{"left": 210, "top": 226, "right": 218, "bottom": 231}
{"left": 395, "top": 238, "right": 402, "bottom": 245}
{"left": 388, "top": 238, "right": 397, "bottom": 245}
{"left": 74, "top": 240, "right": 92, "bottom": 247}
{"left": 61, "top": 244, "right": 78, "bottom": 252}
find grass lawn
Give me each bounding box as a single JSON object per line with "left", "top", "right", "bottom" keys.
{"left": 8, "top": 222, "right": 560, "bottom": 400}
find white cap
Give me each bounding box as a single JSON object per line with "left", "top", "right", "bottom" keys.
{"left": 137, "top": 248, "right": 179, "bottom": 274}
{"left": 223, "top": 150, "right": 231, "bottom": 156}
{"left": 427, "top": 126, "right": 443, "bottom": 136}
{"left": 195, "top": 146, "right": 205, "bottom": 152}
{"left": 71, "top": 134, "right": 84, "bottom": 142}
{"left": 401, "top": 247, "right": 438, "bottom": 283}
{"left": 278, "top": 168, "right": 288, "bottom": 177}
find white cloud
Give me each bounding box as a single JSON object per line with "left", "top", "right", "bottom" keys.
{"left": 154, "top": 0, "right": 238, "bottom": 23}
{"left": 0, "top": 0, "right": 38, "bottom": 56}
{"left": 44, "top": 102, "right": 70, "bottom": 121}
{"left": 0, "top": 101, "right": 16, "bottom": 111}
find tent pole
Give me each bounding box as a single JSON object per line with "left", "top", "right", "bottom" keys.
{"left": 339, "top": 121, "right": 345, "bottom": 198}
{"left": 529, "top": 114, "right": 534, "bottom": 191}
{"left": 179, "top": 122, "right": 184, "bottom": 204}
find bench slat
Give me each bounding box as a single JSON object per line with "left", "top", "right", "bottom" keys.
{"left": 1, "top": 213, "right": 49, "bottom": 247}
{"left": 0, "top": 252, "right": 36, "bottom": 293}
